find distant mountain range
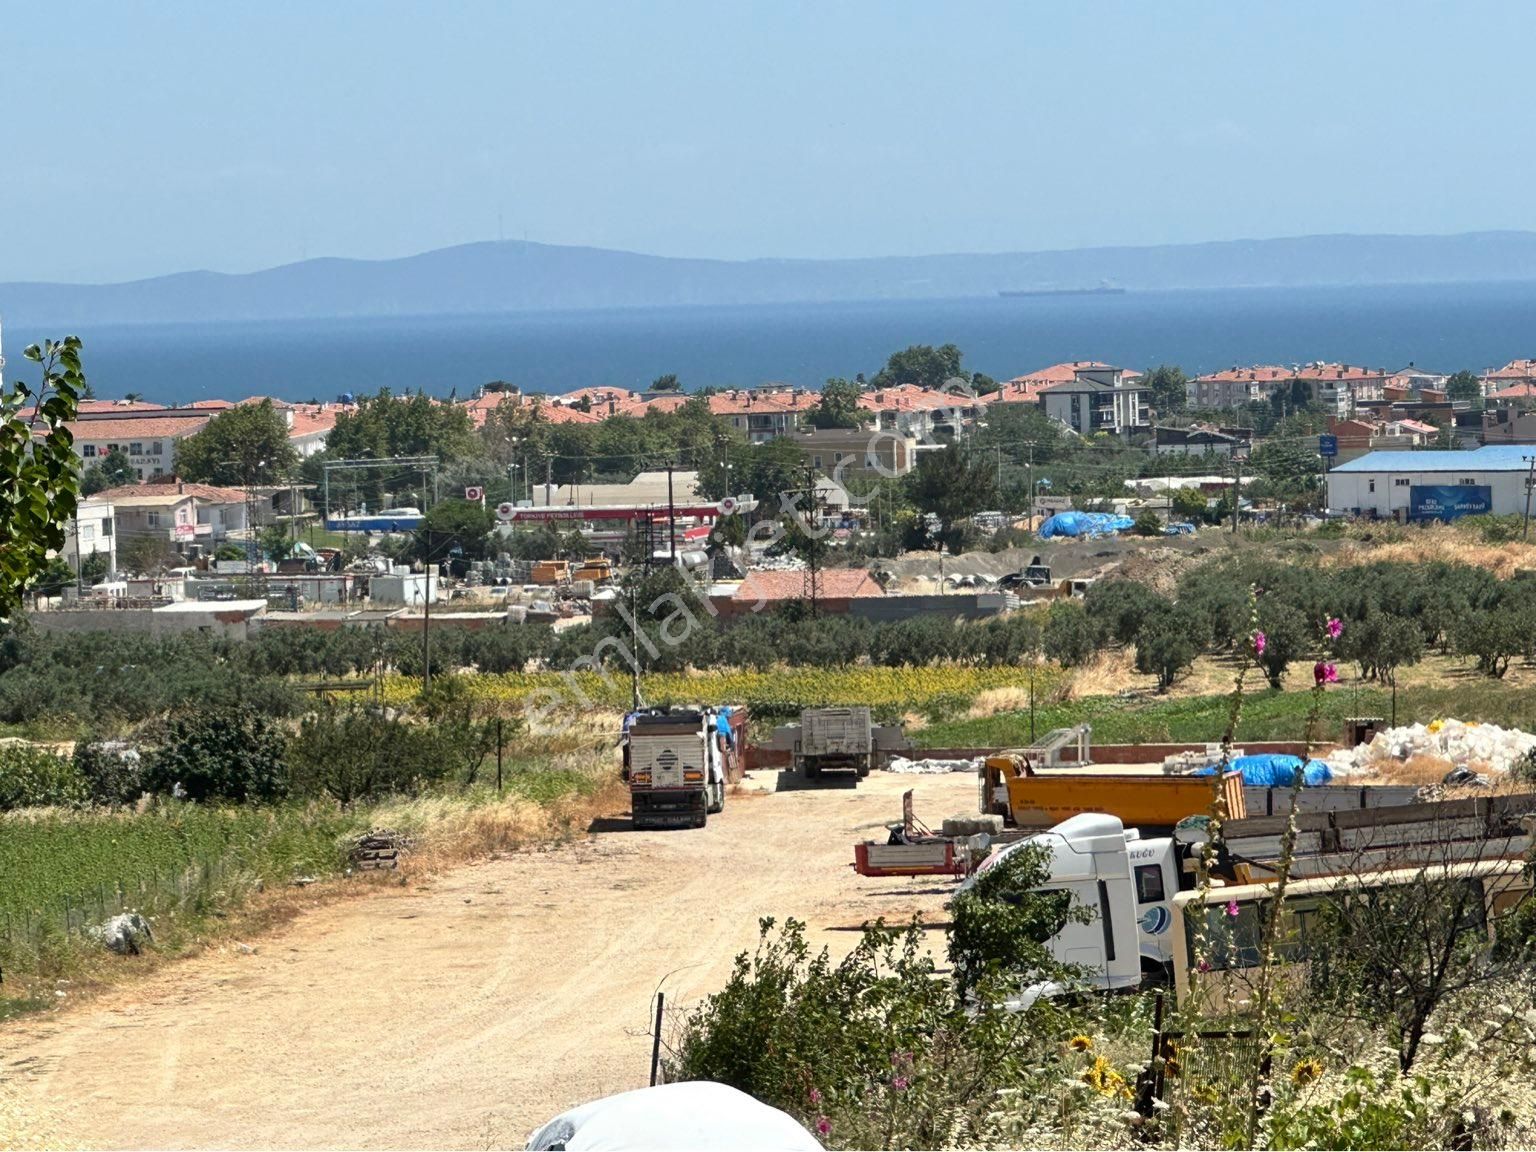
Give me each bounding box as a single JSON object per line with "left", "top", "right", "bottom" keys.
{"left": 7, "top": 230, "right": 1536, "bottom": 327}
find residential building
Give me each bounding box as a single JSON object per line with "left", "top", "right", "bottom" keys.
{"left": 1186, "top": 366, "right": 1293, "bottom": 409}
{"left": 1038, "top": 365, "right": 1149, "bottom": 436}
{"left": 1292, "top": 363, "right": 1390, "bottom": 414}
{"left": 1482, "top": 360, "right": 1536, "bottom": 394}
{"left": 708, "top": 389, "right": 816, "bottom": 442}
{"left": 1152, "top": 425, "right": 1244, "bottom": 457}
{"left": 856, "top": 384, "right": 984, "bottom": 441}
{"left": 1482, "top": 407, "right": 1536, "bottom": 445}
{"left": 1324, "top": 445, "right": 1534, "bottom": 519}
{"left": 66, "top": 410, "right": 213, "bottom": 480}
{"left": 1386, "top": 364, "right": 1449, "bottom": 396}
{"left": 792, "top": 427, "right": 917, "bottom": 479}
{"left": 60, "top": 499, "right": 116, "bottom": 580}
{"left": 94, "top": 481, "right": 250, "bottom": 547}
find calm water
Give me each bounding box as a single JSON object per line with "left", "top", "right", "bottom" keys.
{"left": 14, "top": 281, "right": 1536, "bottom": 404}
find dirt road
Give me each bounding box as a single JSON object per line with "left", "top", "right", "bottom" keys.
{"left": 1, "top": 769, "right": 978, "bottom": 1150}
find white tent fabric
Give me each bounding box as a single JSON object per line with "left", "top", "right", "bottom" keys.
{"left": 526, "top": 1081, "right": 823, "bottom": 1151}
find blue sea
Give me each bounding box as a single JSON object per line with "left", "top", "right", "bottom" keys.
{"left": 16, "top": 280, "right": 1536, "bottom": 404}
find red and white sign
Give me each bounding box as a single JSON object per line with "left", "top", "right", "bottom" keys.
{"left": 464, "top": 486, "right": 485, "bottom": 503}
{"left": 173, "top": 524, "right": 196, "bottom": 541}
{"left": 717, "top": 496, "right": 739, "bottom": 515}
{"left": 495, "top": 502, "right": 517, "bottom": 522}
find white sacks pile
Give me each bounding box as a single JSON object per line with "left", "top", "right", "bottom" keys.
{"left": 885, "top": 756, "right": 981, "bottom": 775}
{"left": 1326, "top": 719, "right": 1536, "bottom": 778}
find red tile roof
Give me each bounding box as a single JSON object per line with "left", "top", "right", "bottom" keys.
{"left": 1491, "top": 383, "right": 1536, "bottom": 400}
{"left": 732, "top": 569, "right": 885, "bottom": 603}
{"left": 1486, "top": 359, "right": 1536, "bottom": 381}
{"left": 1008, "top": 361, "right": 1128, "bottom": 385}
{"left": 67, "top": 413, "right": 213, "bottom": 441}
{"left": 1291, "top": 362, "right": 1389, "bottom": 382}
{"left": 78, "top": 399, "right": 167, "bottom": 413}
{"left": 94, "top": 481, "right": 247, "bottom": 503}
{"left": 1191, "top": 365, "right": 1294, "bottom": 383}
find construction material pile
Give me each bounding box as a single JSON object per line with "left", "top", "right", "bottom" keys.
{"left": 886, "top": 756, "right": 980, "bottom": 775}
{"left": 1326, "top": 719, "right": 1536, "bottom": 779}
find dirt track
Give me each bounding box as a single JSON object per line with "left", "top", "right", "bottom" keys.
{"left": 1, "top": 770, "right": 977, "bottom": 1150}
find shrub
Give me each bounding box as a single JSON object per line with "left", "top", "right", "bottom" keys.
{"left": 144, "top": 708, "right": 289, "bottom": 803}
{"left": 1135, "top": 609, "right": 1200, "bottom": 692}
{"left": 948, "top": 842, "right": 1081, "bottom": 998}
{"left": 1132, "top": 508, "right": 1164, "bottom": 536}
{"left": 1042, "top": 600, "right": 1100, "bottom": 667}
{"left": 0, "top": 744, "right": 86, "bottom": 810}
{"left": 72, "top": 740, "right": 146, "bottom": 805}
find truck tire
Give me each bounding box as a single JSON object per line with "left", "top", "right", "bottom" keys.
{"left": 707, "top": 782, "right": 724, "bottom": 814}
{"left": 805, "top": 760, "right": 821, "bottom": 780}
{"left": 857, "top": 757, "right": 872, "bottom": 779}
{"left": 693, "top": 809, "right": 708, "bottom": 829}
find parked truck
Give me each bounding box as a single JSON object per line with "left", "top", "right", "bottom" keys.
{"left": 981, "top": 751, "right": 1247, "bottom": 832}
{"left": 622, "top": 706, "right": 745, "bottom": 829}
{"left": 795, "top": 706, "right": 876, "bottom": 780}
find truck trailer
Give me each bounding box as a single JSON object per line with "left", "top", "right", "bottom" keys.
{"left": 795, "top": 706, "right": 876, "bottom": 780}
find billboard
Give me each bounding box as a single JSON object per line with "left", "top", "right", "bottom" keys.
{"left": 1409, "top": 484, "right": 1491, "bottom": 521}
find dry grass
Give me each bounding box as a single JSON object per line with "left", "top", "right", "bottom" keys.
{"left": 1061, "top": 649, "right": 1141, "bottom": 700}
{"left": 966, "top": 686, "right": 1036, "bottom": 718}
{"left": 1322, "top": 527, "right": 1536, "bottom": 580}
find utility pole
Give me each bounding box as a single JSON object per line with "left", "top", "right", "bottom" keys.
{"left": 629, "top": 579, "right": 644, "bottom": 711}
{"left": 1523, "top": 455, "right": 1536, "bottom": 542}
{"left": 421, "top": 465, "right": 433, "bottom": 694}
{"left": 666, "top": 462, "right": 677, "bottom": 563}
{"left": 1231, "top": 453, "right": 1244, "bottom": 535}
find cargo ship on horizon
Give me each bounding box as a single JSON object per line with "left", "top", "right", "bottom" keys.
{"left": 998, "top": 284, "right": 1128, "bottom": 298}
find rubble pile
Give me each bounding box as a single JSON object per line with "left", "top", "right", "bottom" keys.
{"left": 1326, "top": 719, "right": 1536, "bottom": 778}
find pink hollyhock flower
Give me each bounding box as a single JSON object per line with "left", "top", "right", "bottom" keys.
{"left": 816, "top": 1117, "right": 831, "bottom": 1136}
{"left": 1326, "top": 617, "right": 1344, "bottom": 640}
{"left": 1253, "top": 631, "right": 1267, "bottom": 656}
{"left": 1197, "top": 959, "right": 1212, "bottom": 973}
{"left": 892, "top": 1076, "right": 910, "bottom": 1091}
{"left": 808, "top": 1088, "right": 822, "bottom": 1105}
{"left": 1314, "top": 661, "right": 1338, "bottom": 685}
{"left": 1225, "top": 900, "right": 1240, "bottom": 918}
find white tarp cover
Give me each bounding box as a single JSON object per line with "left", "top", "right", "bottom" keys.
{"left": 885, "top": 756, "right": 979, "bottom": 775}
{"left": 526, "top": 1081, "right": 824, "bottom": 1151}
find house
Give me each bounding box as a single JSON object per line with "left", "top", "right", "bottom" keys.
{"left": 60, "top": 499, "right": 116, "bottom": 580}
{"left": 792, "top": 427, "right": 917, "bottom": 479}
{"left": 66, "top": 410, "right": 213, "bottom": 480}
{"left": 1482, "top": 406, "right": 1536, "bottom": 445}
{"left": 1038, "top": 365, "right": 1149, "bottom": 436}
{"left": 1386, "top": 364, "right": 1449, "bottom": 396}
{"left": 1186, "top": 366, "right": 1293, "bottom": 409}
{"left": 1152, "top": 425, "right": 1245, "bottom": 457}
{"left": 1292, "top": 363, "right": 1390, "bottom": 414}
{"left": 1482, "top": 360, "right": 1536, "bottom": 394}
{"left": 708, "top": 389, "right": 816, "bottom": 443}
{"left": 856, "top": 384, "right": 985, "bottom": 441}
{"left": 94, "top": 481, "right": 250, "bottom": 547}
{"left": 716, "top": 568, "right": 885, "bottom": 618}
{"left": 285, "top": 403, "right": 340, "bottom": 457}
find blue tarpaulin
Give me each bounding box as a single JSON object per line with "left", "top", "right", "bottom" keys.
{"left": 1037, "top": 512, "right": 1136, "bottom": 539}
{"left": 1194, "top": 754, "right": 1333, "bottom": 787}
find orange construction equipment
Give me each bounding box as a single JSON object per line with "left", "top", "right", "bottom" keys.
{"left": 531, "top": 559, "right": 572, "bottom": 585}
{"left": 982, "top": 752, "right": 1246, "bottom": 831}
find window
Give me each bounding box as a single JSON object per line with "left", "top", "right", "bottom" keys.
{"left": 1368, "top": 479, "right": 1376, "bottom": 493}
{"left": 1394, "top": 478, "right": 1410, "bottom": 487}
{"left": 813, "top": 455, "right": 822, "bottom": 469}
{"left": 151, "top": 441, "right": 163, "bottom": 455}
{"left": 1135, "top": 864, "right": 1165, "bottom": 904}
{"left": 147, "top": 511, "right": 160, "bottom": 528}
{"left": 130, "top": 442, "right": 143, "bottom": 456}
{"left": 102, "top": 520, "right": 112, "bottom": 537}
{"left": 83, "top": 444, "right": 97, "bottom": 458}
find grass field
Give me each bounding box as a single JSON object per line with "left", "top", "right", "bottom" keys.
{"left": 917, "top": 677, "right": 1536, "bottom": 748}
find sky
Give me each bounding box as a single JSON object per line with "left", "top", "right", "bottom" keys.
{"left": 4, "top": 0, "right": 1536, "bottom": 283}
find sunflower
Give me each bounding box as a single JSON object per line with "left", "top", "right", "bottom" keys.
{"left": 1290, "top": 1058, "right": 1324, "bottom": 1087}
{"left": 1067, "top": 1035, "right": 1094, "bottom": 1052}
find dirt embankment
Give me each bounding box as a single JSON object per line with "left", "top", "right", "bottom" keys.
{"left": 0, "top": 771, "right": 978, "bottom": 1150}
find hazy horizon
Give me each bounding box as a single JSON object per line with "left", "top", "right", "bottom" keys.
{"left": 7, "top": 2, "right": 1536, "bottom": 283}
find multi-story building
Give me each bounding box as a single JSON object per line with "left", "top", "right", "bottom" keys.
{"left": 856, "top": 384, "right": 983, "bottom": 442}
{"left": 792, "top": 427, "right": 917, "bottom": 479}
{"left": 66, "top": 410, "right": 213, "bottom": 480}
{"left": 1186, "top": 365, "right": 1293, "bottom": 409}
{"left": 1038, "top": 365, "right": 1149, "bottom": 436}
{"left": 1292, "top": 363, "right": 1389, "bottom": 414}
{"left": 60, "top": 499, "right": 116, "bottom": 579}
{"left": 707, "top": 389, "right": 816, "bottom": 443}
{"left": 94, "top": 482, "right": 249, "bottom": 546}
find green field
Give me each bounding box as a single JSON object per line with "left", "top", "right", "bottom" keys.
{"left": 917, "top": 678, "right": 1536, "bottom": 748}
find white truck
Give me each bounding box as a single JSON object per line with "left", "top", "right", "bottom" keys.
{"left": 960, "top": 813, "right": 1182, "bottom": 992}
{"left": 622, "top": 707, "right": 740, "bottom": 830}
{"left": 795, "top": 705, "right": 891, "bottom": 780}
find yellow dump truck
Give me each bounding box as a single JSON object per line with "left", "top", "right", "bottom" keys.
{"left": 982, "top": 752, "right": 1246, "bottom": 831}
{"left": 530, "top": 559, "right": 572, "bottom": 585}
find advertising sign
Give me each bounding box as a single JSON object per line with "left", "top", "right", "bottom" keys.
{"left": 1409, "top": 484, "right": 1491, "bottom": 521}
{"left": 464, "top": 486, "right": 485, "bottom": 503}
{"left": 1318, "top": 434, "right": 1338, "bottom": 459}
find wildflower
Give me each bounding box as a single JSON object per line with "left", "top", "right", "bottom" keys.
{"left": 1313, "top": 661, "right": 1338, "bottom": 685}
{"left": 1291, "top": 1058, "right": 1324, "bottom": 1087}
{"left": 891, "top": 1076, "right": 909, "bottom": 1091}
{"left": 1082, "top": 1055, "right": 1127, "bottom": 1097}
{"left": 1068, "top": 1034, "right": 1094, "bottom": 1052}
{"left": 1326, "top": 616, "right": 1344, "bottom": 640}
{"left": 815, "top": 1116, "right": 831, "bottom": 1137}
{"left": 1225, "top": 899, "right": 1240, "bottom": 918}
{"left": 808, "top": 1087, "right": 822, "bottom": 1105}
{"left": 1196, "top": 958, "right": 1212, "bottom": 973}
{"left": 1253, "top": 630, "right": 1267, "bottom": 656}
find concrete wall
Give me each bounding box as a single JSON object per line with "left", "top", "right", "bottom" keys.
{"left": 30, "top": 604, "right": 263, "bottom": 640}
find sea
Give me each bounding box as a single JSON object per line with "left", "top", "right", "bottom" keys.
{"left": 13, "top": 279, "right": 1536, "bottom": 404}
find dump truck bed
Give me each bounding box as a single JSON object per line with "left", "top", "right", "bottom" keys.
{"left": 985, "top": 754, "right": 1245, "bottom": 829}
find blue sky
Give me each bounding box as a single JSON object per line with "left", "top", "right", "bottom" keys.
{"left": 4, "top": 1, "right": 1535, "bottom": 282}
